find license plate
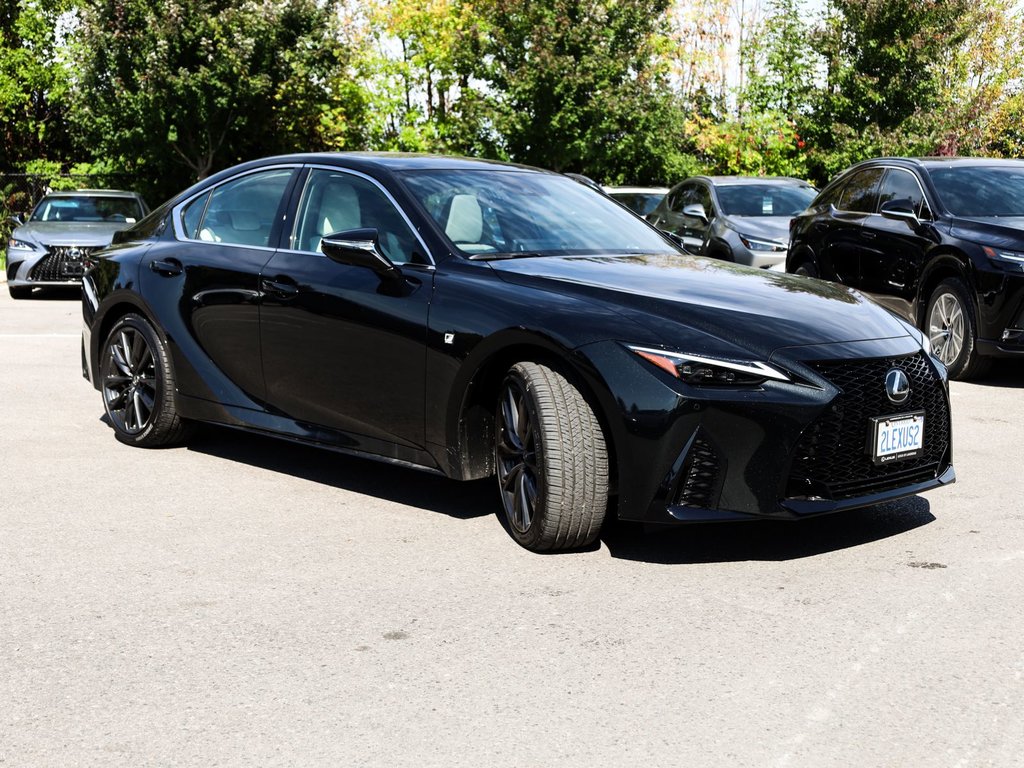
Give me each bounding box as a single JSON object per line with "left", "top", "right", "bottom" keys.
{"left": 61, "top": 262, "right": 85, "bottom": 277}
{"left": 870, "top": 411, "right": 925, "bottom": 465}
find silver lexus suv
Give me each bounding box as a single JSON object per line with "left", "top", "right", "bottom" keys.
{"left": 5, "top": 189, "right": 148, "bottom": 299}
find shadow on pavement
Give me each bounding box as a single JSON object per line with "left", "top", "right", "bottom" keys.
{"left": 13, "top": 286, "right": 81, "bottom": 301}
{"left": 600, "top": 496, "right": 935, "bottom": 564}
{"left": 971, "top": 359, "right": 1024, "bottom": 389}
{"left": 186, "top": 425, "right": 495, "bottom": 520}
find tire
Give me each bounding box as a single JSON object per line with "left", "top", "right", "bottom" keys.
{"left": 926, "top": 278, "right": 990, "bottom": 380}
{"left": 793, "top": 260, "right": 818, "bottom": 278}
{"left": 99, "top": 313, "right": 191, "bottom": 447}
{"left": 495, "top": 361, "right": 609, "bottom": 552}
{"left": 8, "top": 285, "right": 32, "bottom": 299}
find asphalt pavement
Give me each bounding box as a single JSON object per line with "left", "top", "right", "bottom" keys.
{"left": 1, "top": 286, "right": 1022, "bottom": 767}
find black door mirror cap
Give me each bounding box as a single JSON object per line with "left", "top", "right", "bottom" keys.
{"left": 320, "top": 228, "right": 402, "bottom": 282}
{"left": 880, "top": 199, "right": 921, "bottom": 228}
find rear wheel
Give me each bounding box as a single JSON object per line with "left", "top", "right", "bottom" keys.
{"left": 100, "top": 313, "right": 191, "bottom": 446}
{"left": 8, "top": 285, "right": 31, "bottom": 299}
{"left": 495, "top": 362, "right": 609, "bottom": 552}
{"left": 926, "top": 278, "right": 990, "bottom": 380}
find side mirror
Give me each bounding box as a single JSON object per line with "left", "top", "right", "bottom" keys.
{"left": 320, "top": 228, "right": 402, "bottom": 283}
{"left": 7, "top": 214, "right": 23, "bottom": 227}
{"left": 682, "top": 203, "right": 708, "bottom": 223}
{"left": 880, "top": 199, "right": 920, "bottom": 228}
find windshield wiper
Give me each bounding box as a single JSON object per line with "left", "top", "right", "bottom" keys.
{"left": 467, "top": 251, "right": 550, "bottom": 261}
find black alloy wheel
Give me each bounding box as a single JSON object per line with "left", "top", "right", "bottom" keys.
{"left": 100, "top": 313, "right": 190, "bottom": 447}
{"left": 794, "top": 261, "right": 818, "bottom": 278}
{"left": 495, "top": 362, "right": 609, "bottom": 552}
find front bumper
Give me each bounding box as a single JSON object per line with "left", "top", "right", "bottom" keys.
{"left": 7, "top": 245, "right": 98, "bottom": 287}
{"left": 580, "top": 335, "right": 954, "bottom": 525}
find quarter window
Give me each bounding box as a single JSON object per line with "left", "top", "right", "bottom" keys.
{"left": 181, "top": 191, "right": 210, "bottom": 239}
{"left": 838, "top": 168, "right": 884, "bottom": 213}
{"left": 292, "top": 169, "right": 422, "bottom": 264}
{"left": 189, "top": 169, "right": 293, "bottom": 247}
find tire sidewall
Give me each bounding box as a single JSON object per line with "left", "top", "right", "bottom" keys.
{"left": 498, "top": 365, "right": 549, "bottom": 549}
{"left": 101, "top": 314, "right": 169, "bottom": 446}
{"left": 926, "top": 279, "right": 978, "bottom": 379}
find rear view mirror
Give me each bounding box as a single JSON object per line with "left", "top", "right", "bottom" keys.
{"left": 880, "top": 199, "right": 920, "bottom": 228}
{"left": 682, "top": 204, "right": 708, "bottom": 223}
{"left": 320, "top": 228, "right": 403, "bottom": 283}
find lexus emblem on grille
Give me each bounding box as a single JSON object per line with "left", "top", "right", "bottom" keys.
{"left": 68, "top": 247, "right": 82, "bottom": 259}
{"left": 885, "top": 368, "right": 911, "bottom": 404}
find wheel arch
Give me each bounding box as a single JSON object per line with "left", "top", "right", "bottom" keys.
{"left": 445, "top": 331, "right": 620, "bottom": 495}
{"left": 90, "top": 293, "right": 162, "bottom": 389}
{"left": 915, "top": 251, "right": 974, "bottom": 329}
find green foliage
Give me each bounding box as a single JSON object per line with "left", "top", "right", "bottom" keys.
{"left": 741, "top": 0, "right": 818, "bottom": 117}
{"left": 72, "top": 0, "right": 371, "bottom": 201}
{"left": 689, "top": 111, "right": 809, "bottom": 178}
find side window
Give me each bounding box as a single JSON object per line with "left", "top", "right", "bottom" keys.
{"left": 695, "top": 184, "right": 714, "bottom": 218}
{"left": 813, "top": 181, "right": 845, "bottom": 209}
{"left": 877, "top": 168, "right": 928, "bottom": 218}
{"left": 193, "top": 169, "right": 293, "bottom": 247}
{"left": 838, "top": 168, "right": 884, "bottom": 213}
{"left": 292, "top": 169, "right": 422, "bottom": 264}
{"left": 670, "top": 183, "right": 698, "bottom": 214}
{"left": 181, "top": 191, "right": 210, "bottom": 239}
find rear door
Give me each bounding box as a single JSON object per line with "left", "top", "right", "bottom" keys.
{"left": 823, "top": 167, "right": 885, "bottom": 288}
{"left": 140, "top": 166, "right": 299, "bottom": 406}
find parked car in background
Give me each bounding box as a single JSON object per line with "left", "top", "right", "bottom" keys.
{"left": 5, "top": 189, "right": 148, "bottom": 299}
{"left": 83, "top": 152, "right": 953, "bottom": 552}
{"left": 787, "top": 157, "right": 1024, "bottom": 380}
{"left": 647, "top": 176, "right": 817, "bottom": 268}
{"left": 603, "top": 186, "right": 669, "bottom": 217}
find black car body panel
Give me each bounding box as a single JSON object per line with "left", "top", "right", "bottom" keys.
{"left": 788, "top": 157, "right": 1024, "bottom": 368}
{"left": 84, "top": 153, "right": 954, "bottom": 529}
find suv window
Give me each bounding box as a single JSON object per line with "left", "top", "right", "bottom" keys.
{"left": 292, "top": 169, "right": 421, "bottom": 264}
{"left": 838, "top": 168, "right": 884, "bottom": 213}
{"left": 669, "top": 183, "right": 699, "bottom": 214}
{"left": 193, "top": 169, "right": 293, "bottom": 247}
{"left": 878, "top": 168, "right": 928, "bottom": 218}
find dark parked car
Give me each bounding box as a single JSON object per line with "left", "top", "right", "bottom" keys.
{"left": 788, "top": 157, "right": 1024, "bottom": 379}
{"left": 647, "top": 176, "right": 817, "bottom": 268}
{"left": 83, "top": 153, "right": 953, "bottom": 552}
{"left": 6, "top": 189, "right": 148, "bottom": 299}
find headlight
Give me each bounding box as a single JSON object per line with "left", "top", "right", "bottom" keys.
{"left": 739, "top": 235, "right": 786, "bottom": 252}
{"left": 626, "top": 345, "right": 790, "bottom": 386}
{"left": 7, "top": 237, "right": 37, "bottom": 251}
{"left": 982, "top": 245, "right": 1024, "bottom": 271}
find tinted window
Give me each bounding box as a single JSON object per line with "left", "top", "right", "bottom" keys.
{"left": 293, "top": 169, "right": 422, "bottom": 264}
{"left": 877, "top": 169, "right": 927, "bottom": 217}
{"left": 929, "top": 165, "right": 1024, "bottom": 217}
{"left": 813, "top": 180, "right": 845, "bottom": 209}
{"left": 838, "top": 168, "right": 884, "bottom": 213}
{"left": 609, "top": 193, "right": 665, "bottom": 217}
{"left": 695, "top": 184, "right": 714, "bottom": 217}
{"left": 196, "top": 169, "right": 293, "bottom": 247}
{"left": 716, "top": 184, "right": 817, "bottom": 217}
{"left": 669, "top": 183, "right": 699, "bottom": 214}
{"left": 400, "top": 169, "right": 673, "bottom": 257}
{"left": 181, "top": 191, "right": 210, "bottom": 239}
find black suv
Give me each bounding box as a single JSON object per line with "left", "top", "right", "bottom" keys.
{"left": 788, "top": 158, "right": 1024, "bottom": 379}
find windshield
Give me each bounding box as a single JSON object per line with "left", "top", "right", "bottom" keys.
{"left": 928, "top": 166, "right": 1024, "bottom": 217}
{"left": 399, "top": 169, "right": 675, "bottom": 257}
{"left": 31, "top": 195, "right": 143, "bottom": 223}
{"left": 716, "top": 184, "right": 817, "bottom": 217}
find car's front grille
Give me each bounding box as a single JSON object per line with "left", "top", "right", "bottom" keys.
{"left": 786, "top": 353, "right": 950, "bottom": 500}
{"left": 675, "top": 435, "right": 724, "bottom": 509}
{"left": 29, "top": 246, "right": 98, "bottom": 282}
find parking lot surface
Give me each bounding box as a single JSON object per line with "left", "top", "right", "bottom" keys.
{"left": 1, "top": 288, "right": 1022, "bottom": 767}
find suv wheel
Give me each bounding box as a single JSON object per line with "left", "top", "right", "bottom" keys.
{"left": 926, "top": 278, "right": 990, "bottom": 380}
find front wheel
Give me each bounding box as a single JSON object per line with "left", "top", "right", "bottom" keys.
{"left": 926, "top": 278, "right": 989, "bottom": 380}
{"left": 495, "top": 362, "right": 609, "bottom": 552}
{"left": 100, "top": 313, "right": 191, "bottom": 447}
{"left": 793, "top": 260, "right": 818, "bottom": 278}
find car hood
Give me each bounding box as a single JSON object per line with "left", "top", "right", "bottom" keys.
{"left": 722, "top": 216, "right": 791, "bottom": 244}
{"left": 950, "top": 216, "right": 1024, "bottom": 248}
{"left": 489, "top": 253, "right": 913, "bottom": 358}
{"left": 14, "top": 221, "right": 131, "bottom": 247}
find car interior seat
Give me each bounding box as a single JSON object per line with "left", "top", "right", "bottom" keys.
{"left": 309, "top": 181, "right": 361, "bottom": 252}
{"left": 445, "top": 194, "right": 492, "bottom": 252}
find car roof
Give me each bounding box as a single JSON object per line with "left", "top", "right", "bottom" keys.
{"left": 690, "top": 175, "right": 814, "bottom": 187}
{"left": 43, "top": 189, "right": 142, "bottom": 198}
{"left": 254, "top": 151, "right": 551, "bottom": 173}
{"left": 846, "top": 157, "right": 1024, "bottom": 173}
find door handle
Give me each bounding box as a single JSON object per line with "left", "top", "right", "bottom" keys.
{"left": 150, "top": 258, "right": 183, "bottom": 276}
{"left": 861, "top": 230, "right": 877, "bottom": 240}
{"left": 261, "top": 277, "right": 300, "bottom": 299}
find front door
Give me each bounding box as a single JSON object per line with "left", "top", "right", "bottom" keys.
{"left": 259, "top": 168, "right": 434, "bottom": 452}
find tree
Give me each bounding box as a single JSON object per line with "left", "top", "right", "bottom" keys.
{"left": 0, "top": 0, "right": 76, "bottom": 171}
{"left": 72, "top": 0, "right": 370, "bottom": 200}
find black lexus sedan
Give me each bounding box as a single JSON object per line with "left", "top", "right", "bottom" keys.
{"left": 82, "top": 153, "right": 954, "bottom": 552}
{"left": 788, "top": 157, "right": 1024, "bottom": 379}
